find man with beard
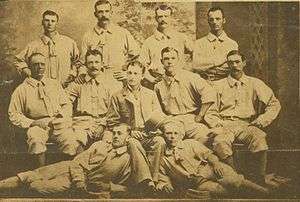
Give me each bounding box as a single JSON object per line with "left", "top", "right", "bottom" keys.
{"left": 15, "top": 10, "right": 80, "bottom": 87}
{"left": 192, "top": 7, "right": 238, "bottom": 83}
{"left": 139, "top": 4, "right": 193, "bottom": 89}
{"left": 0, "top": 124, "right": 136, "bottom": 198}
{"left": 78, "top": 0, "right": 140, "bottom": 93}
{"left": 66, "top": 49, "right": 112, "bottom": 147}
{"left": 8, "top": 53, "right": 83, "bottom": 168}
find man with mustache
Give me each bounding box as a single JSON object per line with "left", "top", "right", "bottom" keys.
{"left": 139, "top": 4, "right": 193, "bottom": 89}
{"left": 78, "top": 0, "right": 140, "bottom": 93}
{"left": 65, "top": 49, "right": 112, "bottom": 147}
{"left": 0, "top": 124, "right": 137, "bottom": 198}
{"left": 8, "top": 53, "right": 83, "bottom": 168}
{"left": 15, "top": 10, "right": 80, "bottom": 88}
{"left": 206, "top": 50, "right": 281, "bottom": 186}
{"left": 192, "top": 7, "right": 238, "bottom": 83}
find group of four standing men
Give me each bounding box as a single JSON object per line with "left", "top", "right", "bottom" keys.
{"left": 1, "top": 0, "right": 281, "bottom": 198}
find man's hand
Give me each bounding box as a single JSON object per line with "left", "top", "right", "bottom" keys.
{"left": 110, "top": 183, "right": 128, "bottom": 193}
{"left": 213, "top": 162, "right": 225, "bottom": 179}
{"left": 250, "top": 118, "right": 265, "bottom": 128}
{"left": 74, "top": 74, "right": 86, "bottom": 84}
{"left": 113, "top": 71, "right": 127, "bottom": 81}
{"left": 194, "top": 114, "right": 204, "bottom": 123}
{"left": 88, "top": 125, "right": 105, "bottom": 140}
{"left": 30, "top": 117, "right": 52, "bottom": 130}
{"left": 21, "top": 67, "right": 31, "bottom": 78}
{"left": 131, "top": 130, "right": 144, "bottom": 141}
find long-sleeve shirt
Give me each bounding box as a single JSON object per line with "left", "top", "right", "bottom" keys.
{"left": 15, "top": 33, "right": 80, "bottom": 84}
{"left": 8, "top": 77, "right": 72, "bottom": 129}
{"left": 154, "top": 69, "right": 216, "bottom": 116}
{"left": 65, "top": 74, "right": 111, "bottom": 118}
{"left": 158, "top": 139, "right": 212, "bottom": 187}
{"left": 139, "top": 29, "right": 193, "bottom": 80}
{"left": 69, "top": 141, "right": 131, "bottom": 191}
{"left": 193, "top": 32, "right": 238, "bottom": 80}
{"left": 106, "top": 85, "right": 163, "bottom": 130}
{"left": 81, "top": 24, "right": 140, "bottom": 72}
{"left": 206, "top": 74, "right": 281, "bottom": 128}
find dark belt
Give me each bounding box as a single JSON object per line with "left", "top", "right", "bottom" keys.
{"left": 221, "top": 116, "right": 251, "bottom": 122}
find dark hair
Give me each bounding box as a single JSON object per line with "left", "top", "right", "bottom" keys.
{"left": 207, "top": 7, "right": 225, "bottom": 18}
{"left": 113, "top": 123, "right": 131, "bottom": 133}
{"left": 155, "top": 4, "right": 173, "bottom": 16}
{"left": 125, "top": 60, "right": 146, "bottom": 74}
{"left": 94, "top": 0, "right": 112, "bottom": 11}
{"left": 227, "top": 50, "right": 246, "bottom": 61}
{"left": 42, "top": 10, "right": 59, "bottom": 21}
{"left": 161, "top": 47, "right": 179, "bottom": 58}
{"left": 28, "top": 52, "right": 45, "bottom": 66}
{"left": 85, "top": 49, "right": 103, "bottom": 63}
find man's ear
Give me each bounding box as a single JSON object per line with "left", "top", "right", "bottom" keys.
{"left": 223, "top": 17, "right": 226, "bottom": 25}
{"left": 94, "top": 11, "right": 98, "bottom": 18}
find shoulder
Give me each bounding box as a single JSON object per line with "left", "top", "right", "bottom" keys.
{"left": 246, "top": 75, "right": 270, "bottom": 89}
{"left": 82, "top": 28, "right": 95, "bottom": 39}
{"left": 195, "top": 35, "right": 208, "bottom": 44}
{"left": 142, "top": 35, "right": 156, "bottom": 46}
{"left": 59, "top": 34, "right": 76, "bottom": 44}
{"left": 141, "top": 86, "right": 155, "bottom": 95}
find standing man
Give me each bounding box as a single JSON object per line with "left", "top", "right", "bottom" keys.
{"left": 15, "top": 10, "right": 80, "bottom": 87}
{"left": 139, "top": 4, "right": 193, "bottom": 89}
{"left": 66, "top": 49, "right": 112, "bottom": 147}
{"left": 80, "top": 0, "right": 140, "bottom": 93}
{"left": 155, "top": 47, "right": 216, "bottom": 144}
{"left": 8, "top": 53, "right": 84, "bottom": 168}
{"left": 193, "top": 7, "right": 238, "bottom": 82}
{"left": 207, "top": 50, "right": 281, "bottom": 186}
{"left": 106, "top": 60, "right": 165, "bottom": 185}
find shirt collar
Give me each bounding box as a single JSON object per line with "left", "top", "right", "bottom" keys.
{"left": 25, "top": 77, "right": 46, "bottom": 88}
{"left": 122, "top": 85, "right": 141, "bottom": 96}
{"left": 40, "top": 32, "right": 60, "bottom": 45}
{"left": 165, "top": 140, "right": 184, "bottom": 156}
{"left": 94, "top": 24, "right": 114, "bottom": 35}
{"left": 85, "top": 73, "right": 104, "bottom": 84}
{"left": 207, "top": 31, "right": 228, "bottom": 42}
{"left": 227, "top": 73, "right": 249, "bottom": 87}
{"left": 154, "top": 29, "right": 176, "bottom": 41}
{"left": 163, "top": 70, "right": 183, "bottom": 84}
{"left": 112, "top": 145, "right": 128, "bottom": 155}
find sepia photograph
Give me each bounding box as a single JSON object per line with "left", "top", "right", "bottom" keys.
{"left": 0, "top": 0, "right": 299, "bottom": 200}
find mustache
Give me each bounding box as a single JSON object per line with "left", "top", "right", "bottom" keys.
{"left": 100, "top": 16, "right": 109, "bottom": 21}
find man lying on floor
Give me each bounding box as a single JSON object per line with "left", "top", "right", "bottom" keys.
{"left": 0, "top": 123, "right": 145, "bottom": 198}
{"left": 156, "top": 118, "right": 269, "bottom": 198}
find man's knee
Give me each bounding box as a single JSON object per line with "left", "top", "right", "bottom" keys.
{"left": 218, "top": 164, "right": 244, "bottom": 189}
{"left": 213, "top": 140, "right": 233, "bottom": 160}
{"left": 27, "top": 126, "right": 49, "bottom": 154}
{"left": 197, "top": 181, "right": 227, "bottom": 196}
{"left": 246, "top": 126, "right": 268, "bottom": 152}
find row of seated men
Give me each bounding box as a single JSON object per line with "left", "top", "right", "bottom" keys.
{"left": 1, "top": 45, "right": 282, "bottom": 198}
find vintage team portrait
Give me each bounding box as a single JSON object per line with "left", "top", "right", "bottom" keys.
{"left": 0, "top": 0, "right": 299, "bottom": 200}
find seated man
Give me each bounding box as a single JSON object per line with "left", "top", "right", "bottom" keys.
{"left": 66, "top": 49, "right": 112, "bottom": 147}
{"left": 0, "top": 124, "right": 135, "bottom": 198}
{"left": 154, "top": 46, "right": 216, "bottom": 144}
{"left": 8, "top": 53, "right": 83, "bottom": 168}
{"left": 206, "top": 50, "right": 281, "bottom": 185}
{"left": 156, "top": 118, "right": 269, "bottom": 198}
{"left": 106, "top": 60, "right": 165, "bottom": 184}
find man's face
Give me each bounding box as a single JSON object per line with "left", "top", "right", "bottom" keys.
{"left": 86, "top": 54, "right": 103, "bottom": 77}
{"left": 30, "top": 54, "right": 46, "bottom": 80}
{"left": 161, "top": 50, "right": 179, "bottom": 73}
{"left": 163, "top": 123, "right": 184, "bottom": 148}
{"left": 95, "top": 4, "right": 112, "bottom": 24}
{"left": 127, "top": 64, "right": 143, "bottom": 87}
{"left": 42, "top": 15, "right": 58, "bottom": 33}
{"left": 155, "top": 9, "right": 172, "bottom": 29}
{"left": 208, "top": 10, "right": 225, "bottom": 33}
{"left": 112, "top": 125, "right": 130, "bottom": 148}
{"left": 227, "top": 54, "right": 246, "bottom": 73}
